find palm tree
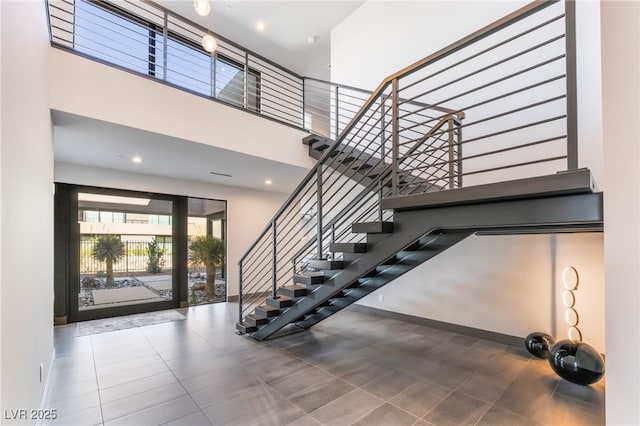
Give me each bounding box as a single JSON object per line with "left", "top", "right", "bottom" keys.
{"left": 91, "top": 235, "right": 125, "bottom": 286}
{"left": 189, "top": 235, "right": 225, "bottom": 298}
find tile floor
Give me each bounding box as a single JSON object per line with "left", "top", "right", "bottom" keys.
{"left": 43, "top": 303, "right": 605, "bottom": 426}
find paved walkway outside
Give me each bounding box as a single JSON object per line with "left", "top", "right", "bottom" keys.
{"left": 92, "top": 287, "right": 164, "bottom": 306}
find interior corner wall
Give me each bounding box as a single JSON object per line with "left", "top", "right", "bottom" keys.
{"left": 54, "top": 163, "right": 289, "bottom": 298}
{"left": 575, "top": 1, "right": 604, "bottom": 190}
{"left": 1, "top": 0, "right": 55, "bottom": 420}
{"left": 601, "top": 0, "right": 640, "bottom": 424}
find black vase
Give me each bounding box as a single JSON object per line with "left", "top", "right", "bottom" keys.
{"left": 524, "top": 332, "right": 555, "bottom": 359}
{"left": 548, "top": 340, "right": 605, "bottom": 385}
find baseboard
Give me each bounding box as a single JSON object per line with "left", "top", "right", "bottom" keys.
{"left": 347, "top": 304, "right": 523, "bottom": 347}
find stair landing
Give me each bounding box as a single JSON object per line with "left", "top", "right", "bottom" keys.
{"left": 381, "top": 169, "right": 595, "bottom": 211}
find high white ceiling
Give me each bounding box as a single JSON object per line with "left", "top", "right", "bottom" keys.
{"left": 156, "top": 1, "right": 364, "bottom": 80}
{"left": 54, "top": 1, "right": 363, "bottom": 193}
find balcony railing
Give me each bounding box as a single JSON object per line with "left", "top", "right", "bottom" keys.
{"left": 46, "top": 0, "right": 371, "bottom": 140}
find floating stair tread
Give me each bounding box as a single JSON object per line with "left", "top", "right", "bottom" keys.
{"left": 266, "top": 295, "right": 293, "bottom": 308}
{"left": 308, "top": 259, "right": 344, "bottom": 270}
{"left": 255, "top": 304, "right": 280, "bottom": 317}
{"left": 246, "top": 314, "right": 269, "bottom": 326}
{"left": 236, "top": 322, "right": 257, "bottom": 334}
{"left": 348, "top": 160, "right": 376, "bottom": 171}
{"left": 352, "top": 222, "right": 394, "bottom": 234}
{"left": 278, "top": 284, "right": 307, "bottom": 298}
{"left": 330, "top": 242, "right": 368, "bottom": 253}
{"left": 333, "top": 152, "right": 357, "bottom": 163}
{"left": 376, "top": 263, "right": 414, "bottom": 275}
{"left": 302, "top": 134, "right": 331, "bottom": 146}
{"left": 293, "top": 272, "right": 325, "bottom": 285}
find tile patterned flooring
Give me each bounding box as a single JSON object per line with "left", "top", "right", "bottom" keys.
{"left": 43, "top": 303, "right": 605, "bottom": 426}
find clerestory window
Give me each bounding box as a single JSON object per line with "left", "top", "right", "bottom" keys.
{"left": 73, "top": 0, "right": 261, "bottom": 112}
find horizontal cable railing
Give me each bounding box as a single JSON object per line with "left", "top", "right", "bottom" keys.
{"left": 47, "top": 0, "right": 304, "bottom": 127}
{"left": 46, "top": 0, "right": 375, "bottom": 140}
{"left": 238, "top": 0, "right": 576, "bottom": 327}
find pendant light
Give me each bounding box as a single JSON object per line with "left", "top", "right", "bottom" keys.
{"left": 193, "top": 0, "right": 210, "bottom": 17}
{"left": 193, "top": 0, "right": 217, "bottom": 53}
{"left": 202, "top": 34, "right": 217, "bottom": 53}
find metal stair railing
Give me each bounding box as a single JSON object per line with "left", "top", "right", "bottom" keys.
{"left": 46, "top": 0, "right": 378, "bottom": 139}
{"left": 238, "top": 0, "right": 577, "bottom": 328}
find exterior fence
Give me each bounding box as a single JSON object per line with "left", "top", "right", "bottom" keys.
{"left": 80, "top": 238, "right": 173, "bottom": 275}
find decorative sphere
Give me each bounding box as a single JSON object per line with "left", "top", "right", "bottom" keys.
{"left": 548, "top": 340, "right": 605, "bottom": 385}
{"left": 524, "top": 332, "right": 555, "bottom": 359}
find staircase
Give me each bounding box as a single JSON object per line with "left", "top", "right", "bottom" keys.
{"left": 236, "top": 1, "right": 597, "bottom": 340}
{"left": 237, "top": 217, "right": 473, "bottom": 338}
{"left": 237, "top": 158, "right": 602, "bottom": 340}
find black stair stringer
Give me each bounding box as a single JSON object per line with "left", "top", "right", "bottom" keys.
{"left": 245, "top": 192, "right": 603, "bottom": 341}
{"left": 249, "top": 220, "right": 475, "bottom": 340}
{"left": 294, "top": 230, "right": 471, "bottom": 331}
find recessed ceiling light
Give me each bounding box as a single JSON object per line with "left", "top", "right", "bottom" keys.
{"left": 132, "top": 156, "right": 142, "bottom": 163}
{"left": 307, "top": 36, "right": 317, "bottom": 44}
{"left": 256, "top": 21, "right": 265, "bottom": 31}
{"left": 265, "top": 179, "right": 272, "bottom": 185}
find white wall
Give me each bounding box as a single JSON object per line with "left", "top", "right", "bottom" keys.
{"left": 1, "top": 0, "right": 55, "bottom": 421}
{"left": 54, "top": 162, "right": 288, "bottom": 298}
{"left": 358, "top": 233, "right": 605, "bottom": 351}
{"left": 330, "top": 0, "right": 606, "bottom": 351}
{"left": 331, "top": 1, "right": 526, "bottom": 91}
{"left": 48, "top": 49, "right": 313, "bottom": 170}
{"left": 601, "top": 0, "right": 640, "bottom": 424}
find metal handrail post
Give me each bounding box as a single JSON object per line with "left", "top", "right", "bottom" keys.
{"left": 381, "top": 100, "right": 387, "bottom": 161}
{"left": 447, "top": 117, "right": 455, "bottom": 189}
{"left": 316, "top": 169, "right": 323, "bottom": 259}
{"left": 391, "top": 79, "right": 400, "bottom": 196}
{"left": 302, "top": 78, "right": 306, "bottom": 130}
{"left": 379, "top": 98, "right": 387, "bottom": 220}
{"left": 244, "top": 52, "right": 249, "bottom": 109}
{"left": 334, "top": 85, "right": 340, "bottom": 139}
{"left": 162, "top": 10, "right": 168, "bottom": 81}
{"left": 212, "top": 51, "right": 217, "bottom": 99}
{"left": 271, "top": 221, "right": 277, "bottom": 297}
{"left": 457, "top": 121, "right": 463, "bottom": 188}
{"left": 238, "top": 260, "right": 243, "bottom": 325}
{"left": 564, "top": 0, "right": 578, "bottom": 170}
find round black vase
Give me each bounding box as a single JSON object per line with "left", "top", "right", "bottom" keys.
{"left": 548, "top": 340, "right": 605, "bottom": 385}
{"left": 524, "top": 332, "right": 555, "bottom": 359}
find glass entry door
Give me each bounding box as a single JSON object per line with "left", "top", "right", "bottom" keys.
{"left": 73, "top": 189, "right": 177, "bottom": 320}
{"left": 187, "top": 198, "right": 227, "bottom": 306}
